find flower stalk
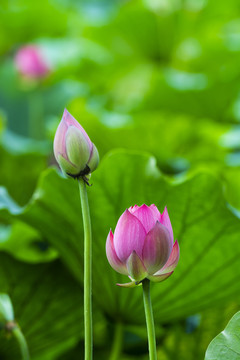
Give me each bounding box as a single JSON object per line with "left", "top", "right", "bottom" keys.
{"left": 12, "top": 325, "right": 30, "bottom": 360}
{"left": 53, "top": 109, "right": 99, "bottom": 359}
{"left": 78, "top": 178, "right": 93, "bottom": 360}
{"left": 28, "top": 91, "right": 44, "bottom": 139}
{"left": 106, "top": 204, "right": 180, "bottom": 359}
{"left": 54, "top": 109, "right": 99, "bottom": 360}
{"left": 142, "top": 279, "right": 157, "bottom": 360}
{"left": 109, "top": 322, "right": 123, "bottom": 360}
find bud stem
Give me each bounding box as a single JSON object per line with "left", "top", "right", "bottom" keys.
{"left": 29, "top": 91, "right": 43, "bottom": 140}
{"left": 142, "top": 279, "right": 157, "bottom": 360}
{"left": 78, "top": 178, "right": 93, "bottom": 360}
{"left": 109, "top": 322, "right": 123, "bottom": 360}
{"left": 12, "top": 326, "right": 30, "bottom": 360}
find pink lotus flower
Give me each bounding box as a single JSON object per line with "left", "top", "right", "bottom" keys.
{"left": 54, "top": 109, "right": 99, "bottom": 178}
{"left": 106, "top": 205, "right": 179, "bottom": 287}
{"left": 15, "top": 45, "right": 49, "bottom": 79}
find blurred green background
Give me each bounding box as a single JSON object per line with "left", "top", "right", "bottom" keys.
{"left": 0, "top": 0, "right": 240, "bottom": 359}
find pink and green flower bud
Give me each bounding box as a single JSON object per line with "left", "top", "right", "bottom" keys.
{"left": 53, "top": 109, "right": 99, "bottom": 178}
{"left": 106, "top": 204, "right": 180, "bottom": 287}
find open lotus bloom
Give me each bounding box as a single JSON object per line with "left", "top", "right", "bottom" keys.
{"left": 15, "top": 45, "right": 50, "bottom": 79}
{"left": 54, "top": 109, "right": 99, "bottom": 178}
{"left": 106, "top": 204, "right": 179, "bottom": 287}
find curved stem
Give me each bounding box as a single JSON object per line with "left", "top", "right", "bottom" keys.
{"left": 12, "top": 326, "right": 30, "bottom": 360}
{"left": 28, "top": 90, "right": 43, "bottom": 140}
{"left": 142, "top": 279, "right": 157, "bottom": 360}
{"left": 109, "top": 322, "right": 123, "bottom": 360}
{"left": 78, "top": 178, "right": 93, "bottom": 360}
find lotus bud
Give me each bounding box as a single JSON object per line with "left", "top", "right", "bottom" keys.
{"left": 14, "top": 45, "right": 49, "bottom": 79}
{"left": 106, "top": 205, "right": 180, "bottom": 287}
{"left": 54, "top": 109, "right": 99, "bottom": 179}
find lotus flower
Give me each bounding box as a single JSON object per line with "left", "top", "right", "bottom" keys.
{"left": 15, "top": 45, "right": 49, "bottom": 79}
{"left": 106, "top": 204, "right": 179, "bottom": 287}
{"left": 54, "top": 109, "right": 99, "bottom": 178}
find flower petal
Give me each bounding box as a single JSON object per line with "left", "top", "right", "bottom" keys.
{"left": 114, "top": 209, "right": 146, "bottom": 262}
{"left": 106, "top": 230, "right": 128, "bottom": 275}
{"left": 149, "top": 204, "right": 161, "bottom": 220}
{"left": 160, "top": 207, "right": 174, "bottom": 243}
{"left": 57, "top": 154, "right": 79, "bottom": 176}
{"left": 142, "top": 221, "right": 173, "bottom": 274}
{"left": 126, "top": 251, "right": 147, "bottom": 281}
{"left": 147, "top": 271, "right": 174, "bottom": 283}
{"left": 128, "top": 205, "right": 139, "bottom": 214}
{"left": 154, "top": 240, "right": 180, "bottom": 275}
{"left": 131, "top": 204, "right": 159, "bottom": 233}
{"left": 53, "top": 118, "right": 68, "bottom": 160}
{"left": 63, "top": 109, "right": 93, "bottom": 151}
{"left": 65, "top": 126, "right": 90, "bottom": 172}
{"left": 87, "top": 143, "right": 99, "bottom": 173}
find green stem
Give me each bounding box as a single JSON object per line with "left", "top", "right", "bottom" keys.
{"left": 109, "top": 322, "right": 123, "bottom": 360}
{"left": 12, "top": 326, "right": 30, "bottom": 360}
{"left": 28, "top": 90, "right": 43, "bottom": 140}
{"left": 142, "top": 279, "right": 157, "bottom": 360}
{"left": 78, "top": 178, "right": 93, "bottom": 360}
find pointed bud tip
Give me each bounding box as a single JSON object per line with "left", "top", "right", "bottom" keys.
{"left": 63, "top": 108, "right": 70, "bottom": 119}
